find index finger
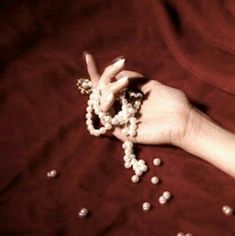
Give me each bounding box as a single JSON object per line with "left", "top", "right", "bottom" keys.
{"left": 84, "top": 52, "right": 100, "bottom": 86}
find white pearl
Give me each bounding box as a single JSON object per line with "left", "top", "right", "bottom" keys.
{"left": 138, "top": 160, "right": 145, "bottom": 165}
{"left": 159, "top": 196, "right": 167, "bottom": 204}
{"left": 151, "top": 176, "right": 159, "bottom": 185}
{"left": 131, "top": 175, "right": 140, "bottom": 183}
{"left": 222, "top": 205, "right": 233, "bottom": 216}
{"left": 176, "top": 233, "right": 185, "bottom": 236}
{"left": 78, "top": 208, "right": 88, "bottom": 218}
{"left": 153, "top": 158, "right": 161, "bottom": 166}
{"left": 105, "top": 123, "right": 112, "bottom": 130}
{"left": 135, "top": 169, "right": 143, "bottom": 176}
{"left": 185, "top": 233, "right": 193, "bottom": 236}
{"left": 142, "top": 202, "right": 151, "bottom": 211}
{"left": 162, "top": 191, "right": 171, "bottom": 200}
{"left": 47, "top": 169, "right": 58, "bottom": 178}
{"left": 129, "top": 130, "right": 137, "bottom": 137}
{"left": 124, "top": 149, "right": 132, "bottom": 155}
{"left": 86, "top": 106, "right": 93, "bottom": 113}
{"left": 85, "top": 113, "right": 92, "bottom": 119}
{"left": 86, "top": 120, "right": 92, "bottom": 126}
{"left": 93, "top": 130, "right": 101, "bottom": 136}
{"left": 124, "top": 162, "right": 132, "bottom": 169}
{"left": 140, "top": 165, "right": 148, "bottom": 172}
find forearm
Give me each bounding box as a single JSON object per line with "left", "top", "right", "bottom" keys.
{"left": 181, "top": 108, "right": 235, "bottom": 178}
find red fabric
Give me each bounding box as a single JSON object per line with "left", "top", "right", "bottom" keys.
{"left": 0, "top": 0, "right": 235, "bottom": 235}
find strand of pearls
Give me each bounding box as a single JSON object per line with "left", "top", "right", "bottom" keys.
{"left": 85, "top": 87, "right": 148, "bottom": 180}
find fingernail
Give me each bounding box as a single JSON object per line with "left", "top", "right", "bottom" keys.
{"left": 113, "top": 58, "right": 125, "bottom": 67}
{"left": 83, "top": 51, "right": 89, "bottom": 64}
{"left": 118, "top": 76, "right": 128, "bottom": 83}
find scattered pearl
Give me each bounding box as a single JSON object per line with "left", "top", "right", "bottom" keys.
{"left": 142, "top": 202, "right": 151, "bottom": 211}
{"left": 46, "top": 169, "right": 58, "bottom": 178}
{"left": 151, "top": 176, "right": 159, "bottom": 185}
{"left": 153, "top": 158, "right": 162, "bottom": 166}
{"left": 159, "top": 195, "right": 167, "bottom": 205}
{"left": 176, "top": 233, "right": 185, "bottom": 236}
{"left": 131, "top": 175, "right": 140, "bottom": 183}
{"left": 222, "top": 205, "right": 233, "bottom": 216}
{"left": 162, "top": 191, "right": 171, "bottom": 200}
{"left": 78, "top": 208, "right": 89, "bottom": 218}
{"left": 185, "top": 233, "right": 193, "bottom": 236}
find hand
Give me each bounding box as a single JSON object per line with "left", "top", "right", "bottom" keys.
{"left": 85, "top": 53, "right": 235, "bottom": 178}
{"left": 84, "top": 52, "right": 193, "bottom": 146}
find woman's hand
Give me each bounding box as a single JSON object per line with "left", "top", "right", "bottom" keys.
{"left": 85, "top": 52, "right": 193, "bottom": 146}
{"left": 84, "top": 52, "right": 235, "bottom": 178}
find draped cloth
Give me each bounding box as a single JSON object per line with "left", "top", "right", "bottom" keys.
{"left": 0, "top": 0, "right": 235, "bottom": 235}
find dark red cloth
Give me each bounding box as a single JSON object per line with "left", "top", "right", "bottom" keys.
{"left": 0, "top": 0, "right": 235, "bottom": 235}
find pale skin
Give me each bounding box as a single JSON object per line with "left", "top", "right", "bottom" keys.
{"left": 84, "top": 52, "right": 235, "bottom": 178}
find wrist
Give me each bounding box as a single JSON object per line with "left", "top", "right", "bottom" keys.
{"left": 177, "top": 107, "right": 211, "bottom": 150}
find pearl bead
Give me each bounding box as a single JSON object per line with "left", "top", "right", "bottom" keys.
{"left": 140, "top": 164, "right": 148, "bottom": 172}
{"left": 162, "top": 191, "right": 171, "bottom": 200}
{"left": 176, "top": 233, "right": 185, "bottom": 236}
{"left": 131, "top": 175, "right": 140, "bottom": 183}
{"left": 159, "top": 196, "right": 167, "bottom": 205}
{"left": 86, "top": 106, "right": 92, "bottom": 112}
{"left": 222, "top": 205, "right": 233, "bottom": 216}
{"left": 142, "top": 202, "right": 151, "bottom": 211}
{"left": 85, "top": 88, "right": 145, "bottom": 178}
{"left": 153, "top": 158, "right": 161, "bottom": 166}
{"left": 151, "top": 176, "right": 159, "bottom": 185}
{"left": 122, "top": 128, "right": 129, "bottom": 136}
{"left": 129, "top": 130, "right": 137, "bottom": 137}
{"left": 78, "top": 208, "right": 88, "bottom": 218}
{"left": 135, "top": 169, "right": 143, "bottom": 176}
{"left": 124, "top": 162, "right": 132, "bottom": 169}
{"left": 185, "top": 233, "right": 193, "bottom": 236}
{"left": 47, "top": 169, "right": 58, "bottom": 178}
{"left": 124, "top": 149, "right": 132, "bottom": 155}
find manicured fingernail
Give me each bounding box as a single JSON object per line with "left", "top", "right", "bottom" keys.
{"left": 83, "top": 51, "right": 89, "bottom": 64}
{"left": 113, "top": 58, "right": 125, "bottom": 67}
{"left": 118, "top": 76, "right": 128, "bottom": 83}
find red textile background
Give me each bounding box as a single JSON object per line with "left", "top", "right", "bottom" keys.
{"left": 0, "top": 0, "right": 235, "bottom": 235}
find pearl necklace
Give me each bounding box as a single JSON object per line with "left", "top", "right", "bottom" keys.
{"left": 85, "top": 87, "right": 148, "bottom": 181}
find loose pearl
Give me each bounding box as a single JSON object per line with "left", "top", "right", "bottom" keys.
{"left": 47, "top": 169, "right": 58, "bottom": 178}
{"left": 185, "top": 233, "right": 193, "bottom": 236}
{"left": 176, "top": 233, "right": 185, "bottom": 236}
{"left": 153, "top": 158, "right": 161, "bottom": 166}
{"left": 159, "top": 196, "right": 167, "bottom": 205}
{"left": 78, "top": 208, "right": 88, "bottom": 218}
{"left": 222, "top": 205, "right": 233, "bottom": 216}
{"left": 131, "top": 175, "right": 140, "bottom": 183}
{"left": 151, "top": 176, "right": 159, "bottom": 185}
{"left": 162, "top": 191, "right": 171, "bottom": 200}
{"left": 142, "top": 202, "right": 151, "bottom": 211}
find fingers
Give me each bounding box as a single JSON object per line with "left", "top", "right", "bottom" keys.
{"left": 84, "top": 52, "right": 100, "bottom": 86}
{"left": 99, "top": 58, "right": 125, "bottom": 86}
{"left": 100, "top": 76, "right": 129, "bottom": 112}
{"left": 116, "top": 70, "right": 144, "bottom": 80}
{"left": 109, "top": 76, "right": 129, "bottom": 94}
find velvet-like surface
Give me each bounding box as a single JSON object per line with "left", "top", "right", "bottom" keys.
{"left": 0, "top": 0, "right": 235, "bottom": 235}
